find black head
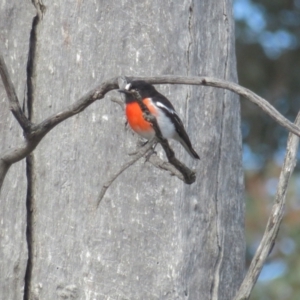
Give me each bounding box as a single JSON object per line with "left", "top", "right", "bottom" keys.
{"left": 118, "top": 80, "right": 157, "bottom": 99}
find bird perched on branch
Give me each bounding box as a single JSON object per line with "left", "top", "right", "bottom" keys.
{"left": 118, "top": 80, "right": 200, "bottom": 159}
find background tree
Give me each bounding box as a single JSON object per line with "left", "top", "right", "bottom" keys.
{"left": 235, "top": 0, "right": 300, "bottom": 159}
{"left": 234, "top": 0, "right": 300, "bottom": 299}
{"left": 0, "top": 1, "right": 245, "bottom": 300}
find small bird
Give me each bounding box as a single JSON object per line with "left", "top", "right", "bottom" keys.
{"left": 118, "top": 81, "right": 200, "bottom": 159}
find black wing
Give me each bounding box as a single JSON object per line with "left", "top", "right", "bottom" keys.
{"left": 152, "top": 93, "right": 200, "bottom": 159}
{"left": 152, "top": 94, "right": 191, "bottom": 142}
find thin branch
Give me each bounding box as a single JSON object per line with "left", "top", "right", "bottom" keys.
{"left": 0, "top": 77, "right": 119, "bottom": 190}
{"left": 28, "top": 77, "right": 119, "bottom": 140}
{"left": 1, "top": 72, "right": 300, "bottom": 192}
{"left": 97, "top": 139, "right": 190, "bottom": 206}
{"left": 155, "top": 137, "right": 196, "bottom": 184}
{"left": 97, "top": 138, "right": 157, "bottom": 207}
{"left": 0, "top": 159, "right": 10, "bottom": 192}
{"left": 0, "top": 54, "right": 32, "bottom": 131}
{"left": 147, "top": 154, "right": 185, "bottom": 181}
{"left": 0, "top": 138, "right": 41, "bottom": 192}
{"left": 128, "top": 76, "right": 300, "bottom": 138}
{"left": 233, "top": 112, "right": 300, "bottom": 300}
{"left": 129, "top": 146, "right": 187, "bottom": 181}
{"left": 22, "top": 75, "right": 300, "bottom": 140}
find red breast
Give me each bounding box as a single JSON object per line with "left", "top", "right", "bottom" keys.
{"left": 125, "top": 98, "right": 158, "bottom": 138}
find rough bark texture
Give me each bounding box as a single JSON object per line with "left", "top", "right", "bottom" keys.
{"left": 0, "top": 1, "right": 35, "bottom": 299}
{"left": 0, "top": 1, "right": 245, "bottom": 299}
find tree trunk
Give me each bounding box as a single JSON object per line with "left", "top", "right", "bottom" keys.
{"left": 0, "top": 1, "right": 245, "bottom": 299}
{"left": 0, "top": 1, "right": 35, "bottom": 300}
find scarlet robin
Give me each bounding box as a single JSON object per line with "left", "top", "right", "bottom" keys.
{"left": 119, "top": 81, "right": 200, "bottom": 159}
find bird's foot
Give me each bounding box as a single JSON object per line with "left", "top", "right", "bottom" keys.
{"left": 144, "top": 147, "right": 157, "bottom": 162}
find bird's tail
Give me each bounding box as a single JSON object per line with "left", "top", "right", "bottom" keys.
{"left": 175, "top": 135, "right": 200, "bottom": 159}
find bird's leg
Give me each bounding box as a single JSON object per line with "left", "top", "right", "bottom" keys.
{"left": 144, "top": 141, "right": 159, "bottom": 162}
{"left": 144, "top": 147, "right": 156, "bottom": 162}
{"left": 137, "top": 138, "right": 149, "bottom": 148}
{"left": 128, "top": 138, "right": 156, "bottom": 156}
{"left": 124, "top": 120, "right": 129, "bottom": 130}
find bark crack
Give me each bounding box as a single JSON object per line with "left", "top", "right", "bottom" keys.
{"left": 186, "top": 2, "right": 193, "bottom": 77}
{"left": 185, "top": 86, "right": 191, "bottom": 127}
{"left": 23, "top": 154, "right": 35, "bottom": 300}
{"left": 185, "top": 1, "right": 193, "bottom": 134}
{"left": 210, "top": 98, "right": 226, "bottom": 300}
{"left": 222, "top": 5, "right": 230, "bottom": 79}
{"left": 210, "top": 4, "right": 231, "bottom": 299}
{"left": 23, "top": 1, "right": 44, "bottom": 299}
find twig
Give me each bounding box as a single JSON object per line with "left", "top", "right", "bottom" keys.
{"left": 147, "top": 154, "right": 185, "bottom": 181}
{"left": 233, "top": 112, "right": 300, "bottom": 300}
{"left": 97, "top": 138, "right": 157, "bottom": 207}
{"left": 0, "top": 54, "right": 31, "bottom": 132}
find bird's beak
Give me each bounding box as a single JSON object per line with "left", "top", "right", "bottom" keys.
{"left": 118, "top": 89, "right": 132, "bottom": 95}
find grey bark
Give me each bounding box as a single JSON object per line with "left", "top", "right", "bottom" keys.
{"left": 0, "top": 1, "right": 245, "bottom": 300}
{"left": 0, "top": 1, "right": 35, "bottom": 300}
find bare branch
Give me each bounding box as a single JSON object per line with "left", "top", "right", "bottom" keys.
{"left": 233, "top": 112, "right": 300, "bottom": 300}
{"left": 0, "top": 138, "right": 42, "bottom": 191}
{"left": 28, "top": 77, "right": 119, "bottom": 140}
{"left": 128, "top": 76, "right": 300, "bottom": 138}
{"left": 97, "top": 138, "right": 157, "bottom": 207}
{"left": 0, "top": 54, "right": 32, "bottom": 131}
{"left": 147, "top": 154, "right": 185, "bottom": 181}
{"left": 0, "top": 159, "right": 10, "bottom": 192}
{"left": 1, "top": 72, "right": 300, "bottom": 193}
{"left": 0, "top": 77, "right": 119, "bottom": 191}
{"left": 97, "top": 139, "right": 190, "bottom": 206}
{"left": 155, "top": 137, "right": 196, "bottom": 184}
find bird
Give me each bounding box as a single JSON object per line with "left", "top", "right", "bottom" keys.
{"left": 118, "top": 80, "right": 200, "bottom": 159}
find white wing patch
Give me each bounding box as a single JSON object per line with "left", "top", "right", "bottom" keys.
{"left": 156, "top": 101, "right": 175, "bottom": 114}
{"left": 125, "top": 83, "right": 132, "bottom": 90}
{"left": 154, "top": 101, "right": 177, "bottom": 139}
{"left": 156, "top": 101, "right": 182, "bottom": 122}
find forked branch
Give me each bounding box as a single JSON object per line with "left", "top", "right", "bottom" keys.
{"left": 1, "top": 52, "right": 300, "bottom": 192}
{"left": 97, "top": 138, "right": 157, "bottom": 207}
